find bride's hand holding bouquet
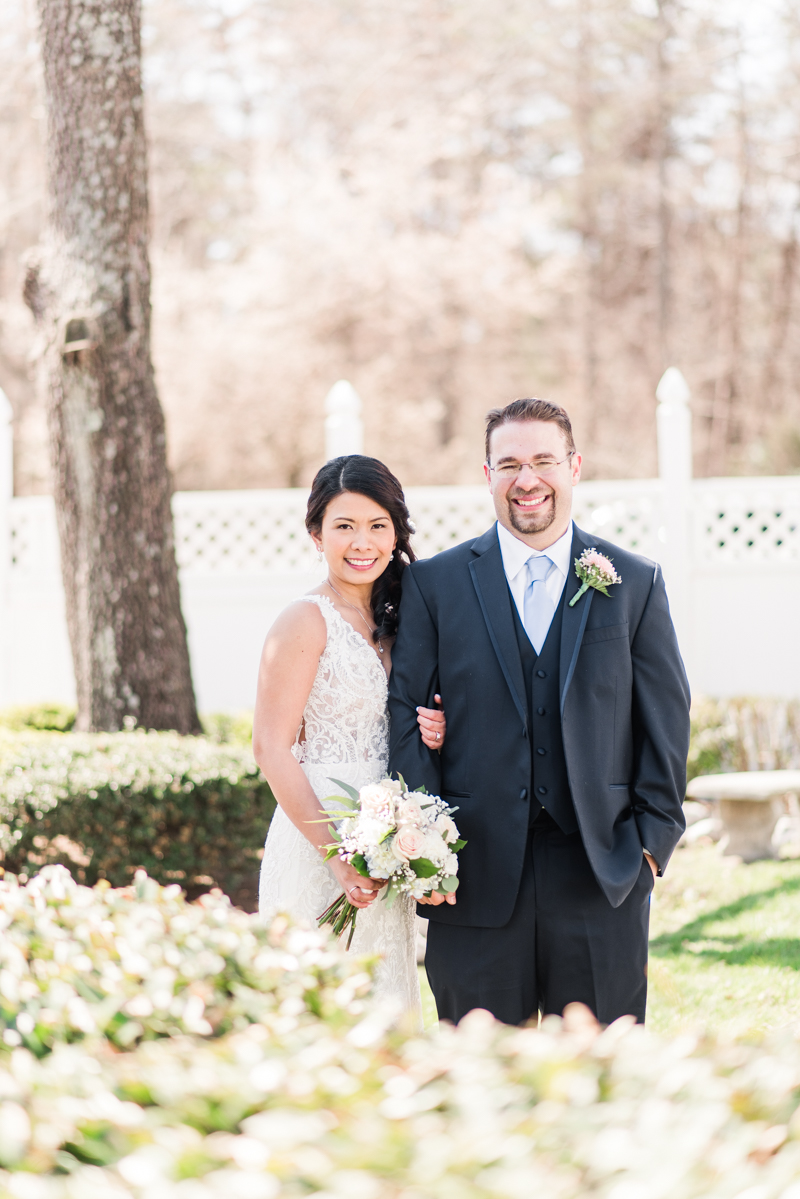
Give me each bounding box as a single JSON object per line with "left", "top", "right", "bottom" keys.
{"left": 317, "top": 777, "right": 466, "bottom": 947}
{"left": 327, "top": 854, "right": 383, "bottom": 909}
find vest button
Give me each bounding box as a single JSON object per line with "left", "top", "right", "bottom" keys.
{"left": 537, "top": 747, "right": 546, "bottom": 756}
{"left": 538, "top": 786, "right": 547, "bottom": 795}
{"left": 537, "top": 707, "right": 546, "bottom": 715}
{"left": 536, "top": 669, "right": 547, "bottom": 678}
{"left": 519, "top": 788, "right": 527, "bottom": 801}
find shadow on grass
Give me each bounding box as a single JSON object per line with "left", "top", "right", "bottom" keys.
{"left": 650, "top": 873, "right": 800, "bottom": 970}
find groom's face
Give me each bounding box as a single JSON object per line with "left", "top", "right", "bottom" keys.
{"left": 485, "top": 419, "right": 582, "bottom": 547}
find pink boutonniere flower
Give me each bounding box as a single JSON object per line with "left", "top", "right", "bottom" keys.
{"left": 569, "top": 548, "right": 622, "bottom": 607}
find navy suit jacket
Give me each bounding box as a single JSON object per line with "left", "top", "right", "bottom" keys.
{"left": 388, "top": 523, "right": 690, "bottom": 925}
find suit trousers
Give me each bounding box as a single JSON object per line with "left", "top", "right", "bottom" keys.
{"left": 425, "top": 814, "right": 653, "bottom": 1026}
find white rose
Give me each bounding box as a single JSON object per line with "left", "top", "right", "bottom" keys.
{"left": 359, "top": 784, "right": 395, "bottom": 815}
{"left": 395, "top": 797, "right": 424, "bottom": 826}
{"left": 434, "top": 814, "right": 459, "bottom": 844}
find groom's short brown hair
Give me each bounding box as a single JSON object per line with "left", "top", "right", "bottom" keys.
{"left": 484, "top": 398, "right": 576, "bottom": 462}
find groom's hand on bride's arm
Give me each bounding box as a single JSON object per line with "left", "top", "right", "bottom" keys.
{"left": 416, "top": 694, "right": 446, "bottom": 750}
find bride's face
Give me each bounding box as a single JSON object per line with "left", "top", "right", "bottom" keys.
{"left": 314, "top": 491, "right": 397, "bottom": 586}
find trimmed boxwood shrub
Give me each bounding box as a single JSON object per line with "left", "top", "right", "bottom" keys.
{"left": 0, "top": 729, "right": 274, "bottom": 908}
{"left": 0, "top": 703, "right": 77, "bottom": 732}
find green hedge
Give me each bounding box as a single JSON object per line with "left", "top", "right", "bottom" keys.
{"left": 0, "top": 729, "right": 274, "bottom": 909}
{"left": 0, "top": 703, "right": 76, "bottom": 732}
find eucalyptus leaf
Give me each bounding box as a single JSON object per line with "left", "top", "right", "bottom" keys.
{"left": 328, "top": 777, "right": 360, "bottom": 803}
{"left": 410, "top": 857, "right": 439, "bottom": 879}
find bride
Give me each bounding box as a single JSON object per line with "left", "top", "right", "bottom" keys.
{"left": 254, "top": 455, "right": 449, "bottom": 1017}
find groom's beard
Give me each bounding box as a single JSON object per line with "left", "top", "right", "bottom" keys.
{"left": 506, "top": 489, "right": 557, "bottom": 535}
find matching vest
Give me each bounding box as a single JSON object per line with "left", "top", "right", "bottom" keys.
{"left": 509, "top": 584, "right": 579, "bottom": 834}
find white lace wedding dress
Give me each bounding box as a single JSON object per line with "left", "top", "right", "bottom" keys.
{"left": 259, "top": 594, "right": 421, "bottom": 1018}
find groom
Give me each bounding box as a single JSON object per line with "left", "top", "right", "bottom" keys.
{"left": 388, "top": 398, "right": 690, "bottom": 1026}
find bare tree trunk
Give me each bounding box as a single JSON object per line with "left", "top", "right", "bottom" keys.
{"left": 23, "top": 0, "right": 200, "bottom": 733}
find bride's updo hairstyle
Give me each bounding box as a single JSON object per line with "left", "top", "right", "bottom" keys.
{"left": 306, "top": 455, "right": 416, "bottom": 643}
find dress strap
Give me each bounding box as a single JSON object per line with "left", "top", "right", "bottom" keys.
{"left": 296, "top": 593, "right": 337, "bottom": 631}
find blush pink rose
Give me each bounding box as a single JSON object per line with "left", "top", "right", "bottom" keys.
{"left": 392, "top": 826, "right": 426, "bottom": 862}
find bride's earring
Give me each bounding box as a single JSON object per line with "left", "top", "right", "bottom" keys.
{"left": 315, "top": 543, "right": 324, "bottom": 563}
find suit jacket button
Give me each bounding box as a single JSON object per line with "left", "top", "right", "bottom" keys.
{"left": 538, "top": 786, "right": 547, "bottom": 795}
{"left": 537, "top": 747, "right": 546, "bottom": 756}
{"left": 519, "top": 788, "right": 527, "bottom": 801}
{"left": 537, "top": 707, "right": 546, "bottom": 715}
{"left": 536, "top": 669, "right": 547, "bottom": 678}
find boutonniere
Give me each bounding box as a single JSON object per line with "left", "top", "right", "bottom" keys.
{"left": 569, "top": 548, "right": 622, "bottom": 607}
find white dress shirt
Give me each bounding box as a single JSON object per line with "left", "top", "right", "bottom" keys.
{"left": 496, "top": 519, "right": 574, "bottom": 634}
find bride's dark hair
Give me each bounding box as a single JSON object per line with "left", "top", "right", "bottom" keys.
{"left": 305, "top": 455, "right": 416, "bottom": 643}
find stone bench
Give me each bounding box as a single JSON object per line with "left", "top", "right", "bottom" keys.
{"left": 686, "top": 770, "right": 800, "bottom": 862}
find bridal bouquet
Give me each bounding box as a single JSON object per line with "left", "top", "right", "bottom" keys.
{"left": 317, "top": 777, "right": 466, "bottom": 948}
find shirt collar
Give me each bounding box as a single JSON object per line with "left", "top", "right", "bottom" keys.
{"left": 496, "top": 519, "right": 574, "bottom": 583}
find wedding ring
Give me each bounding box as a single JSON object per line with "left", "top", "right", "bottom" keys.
{"left": 436, "top": 732, "right": 441, "bottom": 741}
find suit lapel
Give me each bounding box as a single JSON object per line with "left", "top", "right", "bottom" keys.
{"left": 468, "top": 527, "right": 528, "bottom": 731}
{"left": 559, "top": 524, "right": 594, "bottom": 715}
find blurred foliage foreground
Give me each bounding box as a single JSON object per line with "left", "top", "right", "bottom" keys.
{"left": 1, "top": 867, "right": 800, "bottom": 1198}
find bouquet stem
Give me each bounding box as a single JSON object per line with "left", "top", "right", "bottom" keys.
{"left": 318, "top": 892, "right": 358, "bottom": 949}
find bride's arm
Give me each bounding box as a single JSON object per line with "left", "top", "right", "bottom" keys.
{"left": 252, "top": 602, "right": 382, "bottom": 908}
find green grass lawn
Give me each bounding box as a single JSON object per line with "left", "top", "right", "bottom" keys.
{"left": 419, "top": 844, "right": 800, "bottom": 1036}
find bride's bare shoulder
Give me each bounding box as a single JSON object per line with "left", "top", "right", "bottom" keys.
{"left": 264, "top": 596, "right": 327, "bottom": 653}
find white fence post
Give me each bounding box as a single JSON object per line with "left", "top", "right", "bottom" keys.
{"left": 0, "top": 388, "right": 12, "bottom": 707}
{"left": 324, "top": 380, "right": 364, "bottom": 460}
{"left": 655, "top": 367, "right": 692, "bottom": 651}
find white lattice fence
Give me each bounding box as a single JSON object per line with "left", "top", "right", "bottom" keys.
{"left": 166, "top": 481, "right": 667, "bottom": 578}
{"left": 692, "top": 479, "right": 800, "bottom": 565}
{"left": 173, "top": 490, "right": 317, "bottom": 576}
{"left": 4, "top": 475, "right": 800, "bottom": 708}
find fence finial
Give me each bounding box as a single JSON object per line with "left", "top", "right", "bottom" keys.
{"left": 324, "top": 380, "right": 364, "bottom": 461}
{"left": 656, "top": 366, "right": 691, "bottom": 407}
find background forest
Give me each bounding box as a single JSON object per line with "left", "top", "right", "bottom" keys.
{"left": 2, "top": 0, "right": 800, "bottom": 493}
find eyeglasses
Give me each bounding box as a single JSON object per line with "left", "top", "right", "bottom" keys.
{"left": 486, "top": 452, "right": 575, "bottom": 479}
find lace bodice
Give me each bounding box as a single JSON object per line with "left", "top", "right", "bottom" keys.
{"left": 259, "top": 592, "right": 421, "bottom": 1021}
{"left": 292, "top": 594, "right": 389, "bottom": 770}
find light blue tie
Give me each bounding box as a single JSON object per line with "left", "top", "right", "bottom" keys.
{"left": 523, "top": 555, "right": 556, "bottom": 653}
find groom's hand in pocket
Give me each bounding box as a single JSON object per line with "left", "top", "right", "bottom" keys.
{"left": 418, "top": 889, "right": 456, "bottom": 907}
